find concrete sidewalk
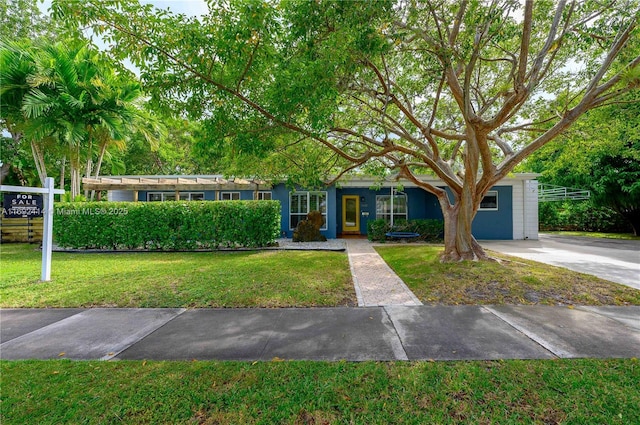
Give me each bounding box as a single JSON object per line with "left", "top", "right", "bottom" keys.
{"left": 2, "top": 306, "right": 638, "bottom": 361}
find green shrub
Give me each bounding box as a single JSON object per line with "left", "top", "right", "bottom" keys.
{"left": 367, "top": 218, "right": 444, "bottom": 242}
{"left": 53, "top": 201, "right": 281, "bottom": 250}
{"left": 366, "top": 218, "right": 389, "bottom": 242}
{"left": 539, "top": 200, "right": 631, "bottom": 233}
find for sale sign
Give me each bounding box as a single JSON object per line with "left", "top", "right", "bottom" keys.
{"left": 2, "top": 193, "right": 43, "bottom": 218}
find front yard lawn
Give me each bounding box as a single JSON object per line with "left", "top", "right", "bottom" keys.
{"left": 375, "top": 245, "right": 640, "bottom": 305}
{"left": 2, "top": 359, "right": 638, "bottom": 424}
{"left": 0, "top": 244, "right": 355, "bottom": 308}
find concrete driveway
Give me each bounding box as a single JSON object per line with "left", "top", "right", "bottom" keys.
{"left": 481, "top": 234, "right": 640, "bottom": 290}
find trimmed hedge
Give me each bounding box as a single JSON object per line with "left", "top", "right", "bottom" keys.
{"left": 539, "top": 201, "right": 631, "bottom": 233}
{"left": 367, "top": 218, "right": 444, "bottom": 242}
{"left": 53, "top": 201, "right": 281, "bottom": 250}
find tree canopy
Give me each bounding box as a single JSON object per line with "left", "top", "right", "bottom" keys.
{"left": 526, "top": 91, "right": 640, "bottom": 234}
{"left": 1, "top": 38, "right": 164, "bottom": 198}
{"left": 51, "top": 0, "right": 640, "bottom": 259}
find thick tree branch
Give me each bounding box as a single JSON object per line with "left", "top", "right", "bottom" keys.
{"left": 488, "top": 133, "right": 514, "bottom": 157}
{"left": 526, "top": 0, "right": 568, "bottom": 88}
{"left": 516, "top": 0, "right": 533, "bottom": 87}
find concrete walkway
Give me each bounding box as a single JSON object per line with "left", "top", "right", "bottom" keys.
{"left": 1, "top": 306, "right": 638, "bottom": 361}
{"left": 346, "top": 239, "right": 422, "bottom": 306}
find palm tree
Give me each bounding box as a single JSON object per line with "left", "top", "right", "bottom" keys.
{"left": 0, "top": 39, "right": 49, "bottom": 185}
{"left": 20, "top": 40, "right": 163, "bottom": 199}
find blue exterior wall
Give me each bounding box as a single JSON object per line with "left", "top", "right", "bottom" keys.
{"left": 272, "top": 184, "right": 338, "bottom": 239}
{"left": 442, "top": 185, "right": 513, "bottom": 240}
{"left": 404, "top": 187, "right": 442, "bottom": 220}
{"left": 335, "top": 187, "right": 442, "bottom": 235}
{"left": 137, "top": 190, "right": 258, "bottom": 201}
{"left": 471, "top": 185, "right": 513, "bottom": 240}
{"left": 336, "top": 185, "right": 512, "bottom": 239}
{"left": 121, "top": 183, "right": 513, "bottom": 240}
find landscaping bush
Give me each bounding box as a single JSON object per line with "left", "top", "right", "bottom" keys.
{"left": 539, "top": 200, "right": 631, "bottom": 233}
{"left": 53, "top": 201, "right": 281, "bottom": 250}
{"left": 367, "top": 218, "right": 444, "bottom": 242}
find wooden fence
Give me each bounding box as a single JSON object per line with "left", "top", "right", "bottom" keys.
{"left": 0, "top": 216, "right": 43, "bottom": 243}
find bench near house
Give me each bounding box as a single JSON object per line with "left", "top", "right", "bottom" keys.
{"left": 82, "top": 174, "right": 540, "bottom": 240}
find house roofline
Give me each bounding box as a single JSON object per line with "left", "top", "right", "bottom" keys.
{"left": 83, "top": 173, "right": 540, "bottom": 191}
{"left": 334, "top": 173, "right": 540, "bottom": 188}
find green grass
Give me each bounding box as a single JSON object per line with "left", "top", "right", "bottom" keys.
{"left": 375, "top": 245, "right": 640, "bottom": 305}
{"left": 542, "top": 231, "right": 640, "bottom": 240}
{"left": 2, "top": 359, "right": 638, "bottom": 424}
{"left": 0, "top": 244, "right": 355, "bottom": 308}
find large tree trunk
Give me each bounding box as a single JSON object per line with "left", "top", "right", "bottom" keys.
{"left": 438, "top": 193, "right": 488, "bottom": 262}
{"left": 401, "top": 168, "right": 490, "bottom": 262}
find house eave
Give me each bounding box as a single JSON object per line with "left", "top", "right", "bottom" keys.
{"left": 82, "top": 175, "right": 272, "bottom": 191}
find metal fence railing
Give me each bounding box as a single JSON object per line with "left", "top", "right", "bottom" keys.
{"left": 538, "top": 184, "right": 591, "bottom": 202}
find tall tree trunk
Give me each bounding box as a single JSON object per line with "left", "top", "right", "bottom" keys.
{"left": 90, "top": 142, "right": 108, "bottom": 200}
{"left": 70, "top": 165, "right": 80, "bottom": 200}
{"left": 84, "top": 157, "right": 93, "bottom": 199}
{"left": 59, "top": 156, "right": 66, "bottom": 200}
{"left": 438, "top": 192, "right": 488, "bottom": 262}
{"left": 59, "top": 156, "right": 66, "bottom": 189}
{"left": 401, "top": 167, "right": 489, "bottom": 262}
{"left": 70, "top": 147, "right": 81, "bottom": 200}
{"left": 30, "top": 140, "right": 48, "bottom": 187}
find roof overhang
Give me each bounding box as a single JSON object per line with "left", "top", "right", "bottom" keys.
{"left": 84, "top": 173, "right": 540, "bottom": 191}
{"left": 335, "top": 173, "right": 541, "bottom": 188}
{"left": 82, "top": 175, "right": 272, "bottom": 191}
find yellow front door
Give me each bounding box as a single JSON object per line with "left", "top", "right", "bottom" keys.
{"left": 342, "top": 195, "right": 360, "bottom": 234}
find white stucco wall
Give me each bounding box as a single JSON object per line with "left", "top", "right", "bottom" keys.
{"left": 523, "top": 180, "right": 539, "bottom": 240}
{"left": 512, "top": 180, "right": 525, "bottom": 239}
{"left": 511, "top": 179, "right": 539, "bottom": 240}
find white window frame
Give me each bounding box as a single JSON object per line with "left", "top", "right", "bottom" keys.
{"left": 181, "top": 192, "right": 204, "bottom": 201}
{"left": 376, "top": 194, "right": 408, "bottom": 223}
{"left": 479, "top": 191, "right": 498, "bottom": 210}
{"left": 147, "top": 192, "right": 164, "bottom": 202}
{"left": 289, "top": 191, "right": 327, "bottom": 230}
{"left": 255, "top": 191, "right": 272, "bottom": 201}
{"left": 147, "top": 192, "right": 204, "bottom": 202}
{"left": 220, "top": 192, "right": 241, "bottom": 201}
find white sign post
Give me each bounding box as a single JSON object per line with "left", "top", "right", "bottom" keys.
{"left": 1, "top": 177, "right": 65, "bottom": 281}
